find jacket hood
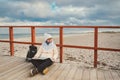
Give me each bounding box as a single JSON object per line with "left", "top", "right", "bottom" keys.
{"left": 44, "top": 33, "right": 52, "bottom": 41}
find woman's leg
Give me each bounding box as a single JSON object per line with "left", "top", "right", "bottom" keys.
{"left": 30, "top": 59, "right": 44, "bottom": 68}
{"left": 30, "top": 59, "right": 45, "bottom": 76}
{"left": 36, "top": 58, "right": 53, "bottom": 74}
{"left": 30, "top": 58, "right": 53, "bottom": 75}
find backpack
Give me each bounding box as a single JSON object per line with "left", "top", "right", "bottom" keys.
{"left": 26, "top": 45, "right": 37, "bottom": 62}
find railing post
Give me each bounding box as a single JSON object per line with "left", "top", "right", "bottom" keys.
{"left": 59, "top": 27, "right": 63, "bottom": 63}
{"left": 9, "top": 27, "right": 14, "bottom": 56}
{"left": 31, "top": 27, "right": 36, "bottom": 45}
{"left": 94, "top": 27, "right": 98, "bottom": 68}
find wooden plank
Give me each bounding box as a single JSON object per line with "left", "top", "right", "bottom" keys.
{"left": 0, "top": 59, "right": 24, "bottom": 73}
{"left": 64, "top": 64, "right": 78, "bottom": 80}
{"left": 0, "top": 62, "right": 28, "bottom": 77}
{"left": 0, "top": 56, "right": 17, "bottom": 64}
{"left": 7, "top": 64, "right": 32, "bottom": 80}
{"left": 16, "top": 65, "right": 41, "bottom": 80}
{"left": 104, "top": 70, "right": 113, "bottom": 80}
{"left": 81, "top": 68, "right": 90, "bottom": 80}
{"left": 24, "top": 63, "right": 61, "bottom": 80}
{"left": 0, "top": 63, "right": 31, "bottom": 80}
{"left": 40, "top": 63, "right": 61, "bottom": 80}
{"left": 97, "top": 69, "right": 105, "bottom": 80}
{"left": 110, "top": 70, "right": 120, "bottom": 80}
{"left": 0, "top": 56, "right": 23, "bottom": 66}
{"left": 0, "top": 58, "right": 12, "bottom": 64}
{"left": 47, "top": 63, "right": 66, "bottom": 80}
{"left": 56, "top": 64, "right": 71, "bottom": 80}
{"left": 0, "top": 59, "right": 25, "bottom": 73}
{"left": 90, "top": 69, "right": 97, "bottom": 80}
{"left": 0, "top": 55, "right": 120, "bottom": 80}
{"left": 73, "top": 67, "right": 83, "bottom": 80}
{"left": 116, "top": 70, "right": 120, "bottom": 78}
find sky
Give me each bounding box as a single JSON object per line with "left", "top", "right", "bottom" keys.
{"left": 0, "top": 0, "right": 120, "bottom": 26}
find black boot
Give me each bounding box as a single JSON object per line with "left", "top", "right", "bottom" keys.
{"left": 30, "top": 68, "right": 38, "bottom": 76}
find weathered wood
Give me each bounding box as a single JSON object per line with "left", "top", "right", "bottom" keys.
{"left": 90, "top": 69, "right": 97, "bottom": 80}
{"left": 0, "top": 56, "right": 23, "bottom": 66}
{"left": 0, "top": 59, "right": 24, "bottom": 73}
{"left": 64, "top": 64, "right": 78, "bottom": 80}
{"left": 110, "top": 70, "right": 120, "bottom": 80}
{"left": 0, "top": 62, "right": 30, "bottom": 79}
{"left": 42, "top": 63, "right": 61, "bottom": 80}
{"left": 56, "top": 64, "right": 71, "bottom": 80}
{"left": 116, "top": 70, "right": 120, "bottom": 78}
{"left": 0, "top": 56, "right": 119, "bottom": 80}
{"left": 104, "top": 70, "right": 113, "bottom": 80}
{"left": 26, "top": 63, "right": 61, "bottom": 80}
{"left": 97, "top": 69, "right": 105, "bottom": 80}
{"left": 0, "top": 56, "right": 17, "bottom": 65}
{"left": 48, "top": 63, "right": 66, "bottom": 80}
{"left": 73, "top": 66, "right": 83, "bottom": 80}
{"left": 2, "top": 63, "right": 31, "bottom": 80}
{"left": 82, "top": 68, "right": 90, "bottom": 80}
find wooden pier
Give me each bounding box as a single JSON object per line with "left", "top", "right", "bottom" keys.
{"left": 0, "top": 55, "right": 119, "bottom": 80}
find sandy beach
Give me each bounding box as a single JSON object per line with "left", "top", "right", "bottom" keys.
{"left": 0, "top": 32, "right": 120, "bottom": 70}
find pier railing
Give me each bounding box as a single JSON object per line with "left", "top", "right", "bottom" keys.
{"left": 0, "top": 26, "right": 120, "bottom": 68}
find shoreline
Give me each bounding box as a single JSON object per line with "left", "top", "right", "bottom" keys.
{"left": 0, "top": 31, "right": 120, "bottom": 40}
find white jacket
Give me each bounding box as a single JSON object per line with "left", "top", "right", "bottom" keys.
{"left": 33, "top": 33, "right": 58, "bottom": 62}
{"left": 33, "top": 44, "right": 58, "bottom": 62}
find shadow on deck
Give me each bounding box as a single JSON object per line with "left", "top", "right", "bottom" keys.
{"left": 0, "top": 55, "right": 120, "bottom": 80}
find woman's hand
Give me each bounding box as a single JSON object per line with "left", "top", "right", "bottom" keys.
{"left": 32, "top": 57, "right": 38, "bottom": 59}
{"left": 52, "top": 58, "right": 56, "bottom": 62}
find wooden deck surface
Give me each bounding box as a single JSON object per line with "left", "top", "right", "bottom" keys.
{"left": 0, "top": 55, "right": 120, "bottom": 80}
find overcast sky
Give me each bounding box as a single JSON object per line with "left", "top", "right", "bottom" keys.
{"left": 0, "top": 0, "right": 120, "bottom": 26}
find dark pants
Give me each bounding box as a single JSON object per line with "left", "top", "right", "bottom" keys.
{"left": 30, "top": 58, "right": 53, "bottom": 73}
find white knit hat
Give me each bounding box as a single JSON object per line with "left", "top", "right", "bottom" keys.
{"left": 44, "top": 33, "right": 52, "bottom": 41}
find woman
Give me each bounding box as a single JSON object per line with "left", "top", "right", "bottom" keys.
{"left": 30, "top": 33, "right": 58, "bottom": 76}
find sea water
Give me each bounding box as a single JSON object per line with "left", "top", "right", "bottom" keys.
{"left": 0, "top": 28, "right": 119, "bottom": 39}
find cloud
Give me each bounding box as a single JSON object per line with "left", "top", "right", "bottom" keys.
{"left": 0, "top": 0, "right": 120, "bottom": 26}
{"left": 0, "top": 17, "right": 11, "bottom": 22}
